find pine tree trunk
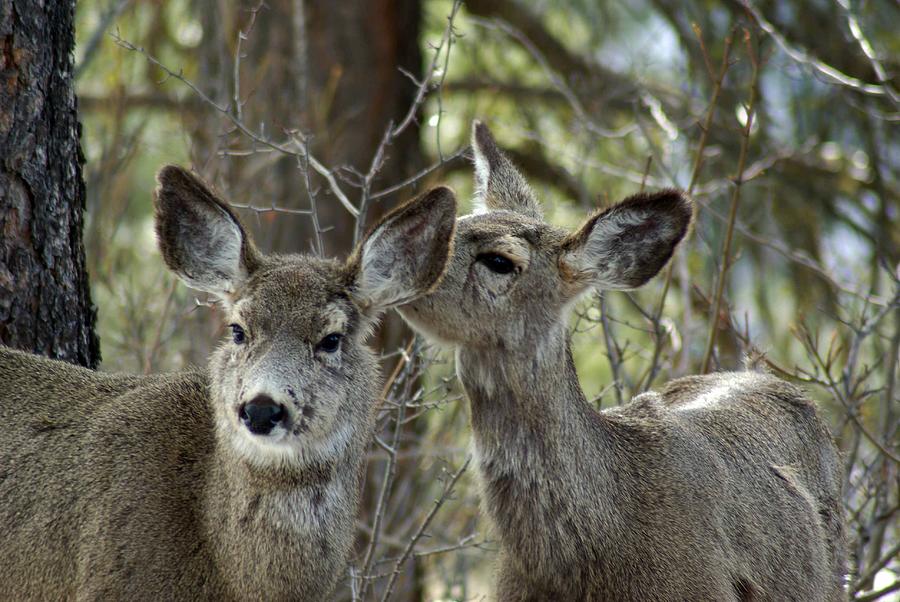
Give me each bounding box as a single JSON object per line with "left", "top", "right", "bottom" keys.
{"left": 0, "top": 0, "right": 100, "bottom": 368}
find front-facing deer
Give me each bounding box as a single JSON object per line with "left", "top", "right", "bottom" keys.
{"left": 399, "top": 122, "right": 847, "bottom": 601}
{"left": 0, "top": 166, "right": 456, "bottom": 601}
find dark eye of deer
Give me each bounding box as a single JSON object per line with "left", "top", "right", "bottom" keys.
{"left": 230, "top": 324, "right": 246, "bottom": 345}
{"left": 317, "top": 333, "right": 342, "bottom": 353}
{"left": 478, "top": 253, "right": 515, "bottom": 275}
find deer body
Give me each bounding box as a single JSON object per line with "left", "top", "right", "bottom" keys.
{"left": 0, "top": 166, "right": 457, "bottom": 601}
{"left": 400, "top": 122, "right": 846, "bottom": 601}
{"left": 0, "top": 353, "right": 356, "bottom": 600}
{"left": 458, "top": 344, "right": 844, "bottom": 601}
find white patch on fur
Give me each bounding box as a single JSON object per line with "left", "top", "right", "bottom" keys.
{"left": 470, "top": 199, "right": 489, "bottom": 216}
{"left": 228, "top": 415, "right": 354, "bottom": 470}
{"left": 676, "top": 382, "right": 737, "bottom": 412}
{"left": 484, "top": 235, "right": 530, "bottom": 266}
{"left": 472, "top": 144, "right": 490, "bottom": 213}
{"left": 320, "top": 305, "right": 348, "bottom": 337}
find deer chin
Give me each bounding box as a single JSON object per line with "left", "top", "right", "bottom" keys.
{"left": 397, "top": 302, "right": 460, "bottom": 348}
{"left": 224, "top": 414, "right": 354, "bottom": 471}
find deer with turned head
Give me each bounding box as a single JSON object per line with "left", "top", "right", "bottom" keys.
{"left": 0, "top": 166, "right": 456, "bottom": 601}
{"left": 399, "top": 122, "right": 847, "bottom": 601}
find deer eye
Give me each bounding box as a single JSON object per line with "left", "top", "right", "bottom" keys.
{"left": 477, "top": 253, "right": 516, "bottom": 275}
{"left": 316, "top": 333, "right": 342, "bottom": 353}
{"left": 230, "top": 324, "right": 247, "bottom": 345}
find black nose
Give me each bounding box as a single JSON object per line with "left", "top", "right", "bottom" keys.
{"left": 239, "top": 395, "right": 286, "bottom": 435}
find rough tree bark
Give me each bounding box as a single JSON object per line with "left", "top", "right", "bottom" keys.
{"left": 0, "top": 0, "right": 100, "bottom": 368}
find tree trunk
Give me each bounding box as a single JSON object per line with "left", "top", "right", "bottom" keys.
{"left": 0, "top": 0, "right": 100, "bottom": 368}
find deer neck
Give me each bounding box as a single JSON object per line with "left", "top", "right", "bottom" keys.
{"left": 208, "top": 430, "right": 360, "bottom": 533}
{"left": 455, "top": 323, "right": 607, "bottom": 462}
{"left": 203, "top": 435, "right": 360, "bottom": 597}
{"left": 455, "top": 322, "right": 628, "bottom": 587}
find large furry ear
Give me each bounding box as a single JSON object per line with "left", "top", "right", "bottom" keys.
{"left": 154, "top": 165, "right": 261, "bottom": 302}
{"left": 348, "top": 186, "right": 457, "bottom": 312}
{"left": 558, "top": 190, "right": 691, "bottom": 294}
{"left": 471, "top": 120, "right": 542, "bottom": 219}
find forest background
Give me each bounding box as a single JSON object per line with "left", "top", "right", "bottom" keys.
{"left": 11, "top": 0, "right": 900, "bottom": 599}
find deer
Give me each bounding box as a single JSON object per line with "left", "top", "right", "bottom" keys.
{"left": 0, "top": 165, "right": 457, "bottom": 601}
{"left": 398, "top": 121, "right": 847, "bottom": 601}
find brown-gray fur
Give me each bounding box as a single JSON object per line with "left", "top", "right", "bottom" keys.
{"left": 0, "top": 166, "right": 457, "bottom": 601}
{"left": 399, "top": 121, "right": 847, "bottom": 601}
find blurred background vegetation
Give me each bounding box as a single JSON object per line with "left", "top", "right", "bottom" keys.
{"left": 72, "top": 0, "right": 897, "bottom": 599}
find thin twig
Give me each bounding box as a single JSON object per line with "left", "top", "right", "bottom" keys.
{"left": 645, "top": 28, "right": 734, "bottom": 390}
{"left": 353, "top": 0, "right": 463, "bottom": 245}
{"left": 143, "top": 277, "right": 178, "bottom": 374}
{"left": 854, "top": 539, "right": 900, "bottom": 594}
{"left": 233, "top": 1, "right": 266, "bottom": 123}
{"left": 599, "top": 292, "right": 625, "bottom": 405}
{"left": 358, "top": 398, "right": 406, "bottom": 599}
{"left": 392, "top": 0, "right": 463, "bottom": 139}
{"left": 379, "top": 339, "right": 416, "bottom": 407}
{"left": 470, "top": 16, "right": 638, "bottom": 140}
{"left": 855, "top": 580, "right": 900, "bottom": 602}
{"left": 742, "top": 0, "right": 897, "bottom": 102}
{"left": 75, "top": 0, "right": 132, "bottom": 79}
{"left": 110, "top": 29, "right": 359, "bottom": 218}
{"left": 701, "top": 29, "right": 760, "bottom": 374}
{"left": 379, "top": 458, "right": 471, "bottom": 602}
{"left": 369, "top": 147, "right": 468, "bottom": 201}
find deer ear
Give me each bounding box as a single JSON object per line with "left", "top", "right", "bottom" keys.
{"left": 154, "top": 165, "right": 261, "bottom": 302}
{"left": 558, "top": 190, "right": 691, "bottom": 294}
{"left": 470, "top": 120, "right": 542, "bottom": 219}
{"left": 348, "top": 186, "right": 457, "bottom": 312}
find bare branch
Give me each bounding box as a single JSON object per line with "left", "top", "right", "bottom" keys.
{"left": 378, "top": 458, "right": 471, "bottom": 602}
{"left": 109, "top": 29, "right": 359, "bottom": 218}
{"left": 742, "top": 0, "right": 899, "bottom": 104}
